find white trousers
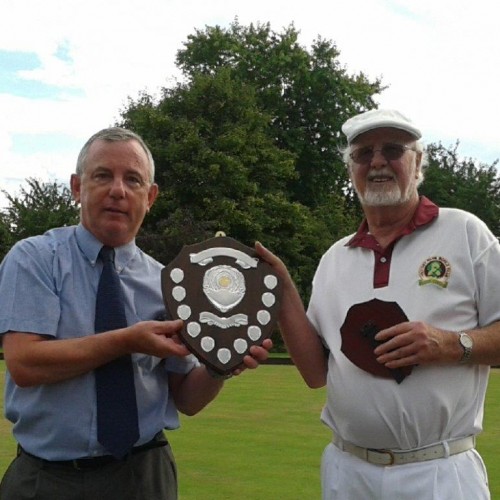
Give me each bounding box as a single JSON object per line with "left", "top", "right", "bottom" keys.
{"left": 321, "top": 443, "right": 490, "bottom": 500}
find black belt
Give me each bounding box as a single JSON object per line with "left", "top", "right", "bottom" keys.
{"left": 18, "top": 432, "right": 168, "bottom": 471}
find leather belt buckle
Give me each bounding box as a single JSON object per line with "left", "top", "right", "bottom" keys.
{"left": 381, "top": 449, "right": 395, "bottom": 465}
{"left": 370, "top": 448, "right": 395, "bottom": 466}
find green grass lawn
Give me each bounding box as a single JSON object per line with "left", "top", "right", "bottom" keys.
{"left": 1, "top": 362, "right": 500, "bottom": 499}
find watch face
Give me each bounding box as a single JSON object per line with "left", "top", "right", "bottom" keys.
{"left": 460, "top": 334, "right": 473, "bottom": 348}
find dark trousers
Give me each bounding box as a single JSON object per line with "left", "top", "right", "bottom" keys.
{"left": 0, "top": 439, "right": 177, "bottom": 500}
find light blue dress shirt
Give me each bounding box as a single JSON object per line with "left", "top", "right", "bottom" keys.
{"left": 0, "top": 224, "right": 198, "bottom": 460}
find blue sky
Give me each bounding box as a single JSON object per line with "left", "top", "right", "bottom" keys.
{"left": 0, "top": 50, "right": 82, "bottom": 99}
{"left": 1, "top": 0, "right": 499, "bottom": 208}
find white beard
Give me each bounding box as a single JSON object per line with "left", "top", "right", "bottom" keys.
{"left": 358, "top": 185, "right": 411, "bottom": 206}
{"left": 353, "top": 166, "right": 418, "bottom": 207}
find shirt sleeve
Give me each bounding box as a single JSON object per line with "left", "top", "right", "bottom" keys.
{"left": 467, "top": 216, "right": 500, "bottom": 327}
{"left": 0, "top": 237, "right": 61, "bottom": 336}
{"left": 165, "top": 353, "right": 200, "bottom": 374}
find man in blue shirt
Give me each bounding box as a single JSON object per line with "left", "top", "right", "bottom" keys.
{"left": 0, "top": 127, "right": 270, "bottom": 500}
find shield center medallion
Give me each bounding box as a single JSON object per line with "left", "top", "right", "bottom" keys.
{"left": 203, "top": 265, "right": 245, "bottom": 313}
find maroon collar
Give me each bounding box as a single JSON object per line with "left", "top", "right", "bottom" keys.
{"left": 346, "top": 196, "right": 439, "bottom": 248}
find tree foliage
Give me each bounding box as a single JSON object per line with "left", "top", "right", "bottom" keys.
{"left": 420, "top": 143, "right": 500, "bottom": 234}
{"left": 0, "top": 178, "right": 79, "bottom": 261}
{"left": 119, "top": 21, "right": 381, "bottom": 302}
{"left": 0, "top": 213, "right": 13, "bottom": 262}
{"left": 176, "top": 20, "right": 384, "bottom": 209}
{"left": 122, "top": 68, "right": 355, "bottom": 297}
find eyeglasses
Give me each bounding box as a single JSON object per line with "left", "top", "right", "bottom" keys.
{"left": 349, "top": 143, "right": 416, "bottom": 165}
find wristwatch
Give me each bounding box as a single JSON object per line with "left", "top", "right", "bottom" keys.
{"left": 458, "top": 332, "right": 473, "bottom": 364}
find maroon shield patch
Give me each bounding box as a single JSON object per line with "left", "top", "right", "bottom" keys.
{"left": 340, "top": 299, "right": 413, "bottom": 383}
{"left": 162, "top": 236, "right": 282, "bottom": 375}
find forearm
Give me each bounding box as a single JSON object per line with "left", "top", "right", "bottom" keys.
{"left": 278, "top": 280, "right": 327, "bottom": 388}
{"left": 170, "top": 367, "right": 224, "bottom": 416}
{"left": 170, "top": 338, "right": 273, "bottom": 415}
{"left": 3, "top": 320, "right": 189, "bottom": 387}
{"left": 3, "top": 330, "right": 132, "bottom": 387}
{"left": 254, "top": 241, "right": 327, "bottom": 388}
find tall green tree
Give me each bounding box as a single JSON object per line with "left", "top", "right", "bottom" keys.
{"left": 176, "top": 20, "right": 383, "bottom": 209}
{"left": 120, "top": 21, "right": 382, "bottom": 296}
{"left": 420, "top": 143, "right": 500, "bottom": 235}
{"left": 120, "top": 63, "right": 361, "bottom": 351}
{"left": 1, "top": 178, "right": 79, "bottom": 255}
{"left": 122, "top": 69, "right": 354, "bottom": 297}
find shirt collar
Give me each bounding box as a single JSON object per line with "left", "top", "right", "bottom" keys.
{"left": 346, "top": 196, "right": 439, "bottom": 247}
{"left": 75, "top": 223, "right": 138, "bottom": 269}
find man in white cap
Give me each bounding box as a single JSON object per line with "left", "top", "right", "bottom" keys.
{"left": 257, "top": 108, "right": 500, "bottom": 498}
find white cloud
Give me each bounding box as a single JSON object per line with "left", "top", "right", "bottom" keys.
{"left": 0, "top": 0, "right": 499, "bottom": 210}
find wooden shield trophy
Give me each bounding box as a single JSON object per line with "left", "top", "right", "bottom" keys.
{"left": 162, "top": 235, "right": 282, "bottom": 376}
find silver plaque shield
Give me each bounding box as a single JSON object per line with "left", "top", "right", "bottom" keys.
{"left": 162, "top": 236, "right": 282, "bottom": 375}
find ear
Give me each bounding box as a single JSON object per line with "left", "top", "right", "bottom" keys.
{"left": 70, "top": 174, "right": 81, "bottom": 203}
{"left": 147, "top": 183, "right": 159, "bottom": 210}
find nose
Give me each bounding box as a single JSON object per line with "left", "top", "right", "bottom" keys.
{"left": 369, "top": 148, "right": 388, "bottom": 168}
{"left": 109, "top": 177, "right": 126, "bottom": 199}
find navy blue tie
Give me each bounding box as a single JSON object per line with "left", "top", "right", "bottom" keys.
{"left": 95, "top": 246, "right": 139, "bottom": 459}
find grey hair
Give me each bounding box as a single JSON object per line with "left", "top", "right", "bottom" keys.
{"left": 340, "top": 141, "right": 428, "bottom": 186}
{"left": 76, "top": 127, "right": 155, "bottom": 183}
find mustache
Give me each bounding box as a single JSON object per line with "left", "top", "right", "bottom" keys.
{"left": 366, "top": 168, "right": 395, "bottom": 180}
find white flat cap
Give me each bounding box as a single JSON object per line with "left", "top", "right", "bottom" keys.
{"left": 342, "top": 109, "right": 422, "bottom": 143}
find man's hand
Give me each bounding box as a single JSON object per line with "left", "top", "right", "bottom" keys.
{"left": 230, "top": 338, "right": 273, "bottom": 376}
{"left": 126, "top": 319, "right": 190, "bottom": 358}
{"left": 374, "top": 321, "right": 460, "bottom": 368}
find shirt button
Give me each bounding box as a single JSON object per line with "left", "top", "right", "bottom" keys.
{"left": 380, "top": 257, "right": 387, "bottom": 263}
